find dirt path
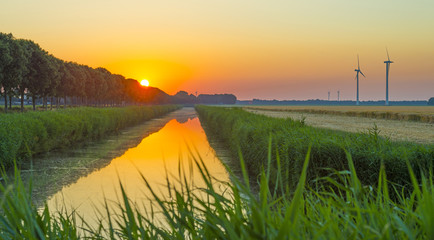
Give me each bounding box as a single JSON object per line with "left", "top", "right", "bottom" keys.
{"left": 245, "top": 109, "right": 434, "bottom": 145}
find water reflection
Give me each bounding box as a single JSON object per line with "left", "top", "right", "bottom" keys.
{"left": 46, "top": 114, "right": 229, "bottom": 226}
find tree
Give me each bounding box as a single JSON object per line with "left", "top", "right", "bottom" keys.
{"left": 94, "top": 67, "right": 110, "bottom": 106}
{"left": 16, "top": 39, "right": 32, "bottom": 112}
{"left": 64, "top": 63, "right": 86, "bottom": 106}
{"left": 0, "top": 33, "right": 14, "bottom": 112}
{"left": 428, "top": 97, "right": 434, "bottom": 106}
{"left": 107, "top": 74, "right": 125, "bottom": 106}
{"left": 173, "top": 91, "right": 198, "bottom": 104}
{"left": 4, "top": 38, "right": 29, "bottom": 111}
{"left": 197, "top": 94, "right": 237, "bottom": 104}
{"left": 25, "top": 43, "right": 56, "bottom": 110}
{"left": 83, "top": 66, "right": 96, "bottom": 106}
{"left": 56, "top": 60, "right": 74, "bottom": 108}
{"left": 0, "top": 34, "right": 31, "bottom": 113}
{"left": 41, "top": 54, "right": 60, "bottom": 110}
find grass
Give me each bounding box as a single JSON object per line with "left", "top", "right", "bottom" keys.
{"left": 245, "top": 105, "right": 434, "bottom": 123}
{"left": 0, "top": 105, "right": 56, "bottom": 113}
{"left": 0, "top": 105, "right": 432, "bottom": 239}
{"left": 196, "top": 105, "right": 433, "bottom": 195}
{"left": 0, "top": 105, "right": 180, "bottom": 170}
{"left": 0, "top": 146, "right": 433, "bottom": 239}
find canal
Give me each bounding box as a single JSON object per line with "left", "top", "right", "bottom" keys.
{"left": 29, "top": 108, "right": 230, "bottom": 226}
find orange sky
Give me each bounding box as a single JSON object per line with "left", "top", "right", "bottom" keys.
{"left": 1, "top": 0, "right": 433, "bottom": 100}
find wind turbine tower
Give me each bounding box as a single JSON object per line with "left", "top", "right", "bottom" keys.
{"left": 328, "top": 91, "right": 330, "bottom": 101}
{"left": 354, "top": 55, "right": 366, "bottom": 105}
{"left": 337, "top": 90, "right": 340, "bottom": 101}
{"left": 384, "top": 49, "right": 393, "bottom": 106}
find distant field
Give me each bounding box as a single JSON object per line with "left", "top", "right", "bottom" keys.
{"left": 244, "top": 106, "right": 434, "bottom": 123}
{"left": 244, "top": 107, "right": 434, "bottom": 144}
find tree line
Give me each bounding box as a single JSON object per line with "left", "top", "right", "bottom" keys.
{"left": 172, "top": 91, "right": 237, "bottom": 105}
{"left": 0, "top": 32, "right": 163, "bottom": 113}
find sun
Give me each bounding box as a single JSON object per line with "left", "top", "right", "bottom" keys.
{"left": 140, "top": 79, "right": 149, "bottom": 87}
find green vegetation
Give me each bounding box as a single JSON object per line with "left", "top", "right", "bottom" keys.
{"left": 0, "top": 105, "right": 180, "bottom": 169}
{"left": 196, "top": 106, "right": 433, "bottom": 193}
{"left": 1, "top": 148, "right": 433, "bottom": 239}
{"left": 0, "top": 105, "right": 432, "bottom": 239}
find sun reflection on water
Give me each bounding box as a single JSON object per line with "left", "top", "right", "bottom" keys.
{"left": 46, "top": 116, "right": 230, "bottom": 225}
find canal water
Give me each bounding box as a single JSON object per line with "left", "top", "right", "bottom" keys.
{"left": 43, "top": 108, "right": 230, "bottom": 226}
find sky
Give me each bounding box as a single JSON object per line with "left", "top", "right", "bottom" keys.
{"left": 1, "top": 0, "right": 433, "bottom": 100}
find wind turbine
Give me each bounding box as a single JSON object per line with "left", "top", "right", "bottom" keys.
{"left": 384, "top": 49, "right": 393, "bottom": 106}
{"left": 354, "top": 55, "right": 366, "bottom": 105}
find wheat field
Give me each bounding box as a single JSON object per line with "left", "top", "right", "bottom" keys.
{"left": 244, "top": 106, "right": 434, "bottom": 123}
{"left": 245, "top": 106, "right": 434, "bottom": 144}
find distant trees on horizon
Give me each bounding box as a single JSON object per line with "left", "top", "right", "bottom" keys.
{"left": 172, "top": 91, "right": 237, "bottom": 105}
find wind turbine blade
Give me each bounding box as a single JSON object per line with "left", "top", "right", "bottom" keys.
{"left": 360, "top": 71, "right": 366, "bottom": 78}
{"left": 386, "top": 48, "right": 390, "bottom": 61}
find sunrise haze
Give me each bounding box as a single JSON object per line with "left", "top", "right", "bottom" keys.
{"left": 1, "top": 0, "right": 433, "bottom": 100}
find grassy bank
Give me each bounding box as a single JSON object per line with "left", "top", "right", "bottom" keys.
{"left": 0, "top": 105, "right": 180, "bottom": 169}
{"left": 245, "top": 106, "right": 434, "bottom": 123}
{"left": 1, "top": 150, "right": 433, "bottom": 239}
{"left": 196, "top": 105, "right": 433, "bottom": 192}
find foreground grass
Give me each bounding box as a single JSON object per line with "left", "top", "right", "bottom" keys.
{"left": 0, "top": 149, "right": 433, "bottom": 239}
{"left": 0, "top": 105, "right": 180, "bottom": 169}
{"left": 196, "top": 106, "right": 433, "bottom": 196}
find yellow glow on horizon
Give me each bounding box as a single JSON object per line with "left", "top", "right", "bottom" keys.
{"left": 103, "top": 59, "right": 192, "bottom": 95}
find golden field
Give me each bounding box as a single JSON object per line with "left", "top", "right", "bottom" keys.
{"left": 244, "top": 106, "right": 434, "bottom": 123}
{"left": 244, "top": 106, "right": 434, "bottom": 144}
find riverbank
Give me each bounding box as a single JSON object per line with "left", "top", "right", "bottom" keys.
{"left": 196, "top": 105, "right": 433, "bottom": 192}
{"left": 0, "top": 105, "right": 180, "bottom": 170}
{"left": 16, "top": 108, "right": 202, "bottom": 206}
